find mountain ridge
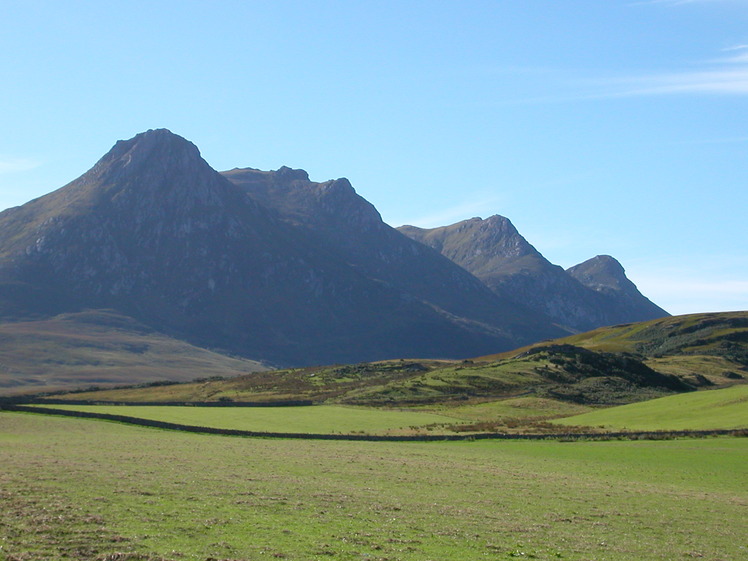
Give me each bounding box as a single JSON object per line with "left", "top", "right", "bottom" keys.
{"left": 0, "top": 129, "right": 570, "bottom": 371}
{"left": 398, "top": 216, "right": 668, "bottom": 331}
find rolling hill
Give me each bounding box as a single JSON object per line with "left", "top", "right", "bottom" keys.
{"left": 29, "top": 312, "right": 746, "bottom": 413}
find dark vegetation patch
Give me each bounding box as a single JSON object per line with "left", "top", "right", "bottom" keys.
{"left": 631, "top": 314, "right": 748, "bottom": 361}
{"left": 523, "top": 344, "right": 691, "bottom": 403}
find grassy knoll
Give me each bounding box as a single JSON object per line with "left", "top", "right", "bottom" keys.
{"left": 1, "top": 412, "right": 746, "bottom": 561}
{"left": 25, "top": 404, "right": 463, "bottom": 435}
{"left": 344, "top": 345, "right": 690, "bottom": 407}
{"left": 555, "top": 384, "right": 748, "bottom": 431}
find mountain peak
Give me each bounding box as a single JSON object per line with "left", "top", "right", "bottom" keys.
{"left": 275, "top": 166, "right": 309, "bottom": 182}
{"left": 96, "top": 129, "right": 202, "bottom": 176}
{"left": 399, "top": 215, "right": 538, "bottom": 263}
{"left": 567, "top": 255, "right": 628, "bottom": 291}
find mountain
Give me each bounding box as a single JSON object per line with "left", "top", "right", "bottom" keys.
{"left": 566, "top": 255, "right": 668, "bottom": 322}
{"left": 221, "top": 167, "right": 559, "bottom": 342}
{"left": 398, "top": 216, "right": 668, "bottom": 331}
{"left": 0, "top": 129, "right": 566, "bottom": 373}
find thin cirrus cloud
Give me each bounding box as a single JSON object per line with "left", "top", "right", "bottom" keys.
{"left": 585, "top": 48, "right": 748, "bottom": 98}
{"left": 486, "top": 48, "right": 748, "bottom": 106}
{"left": 604, "top": 69, "right": 748, "bottom": 96}
{"left": 391, "top": 192, "right": 505, "bottom": 229}
{"left": 0, "top": 157, "right": 40, "bottom": 174}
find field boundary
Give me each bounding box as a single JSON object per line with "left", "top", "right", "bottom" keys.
{"left": 0, "top": 397, "right": 314, "bottom": 407}
{"left": 2, "top": 404, "right": 745, "bottom": 442}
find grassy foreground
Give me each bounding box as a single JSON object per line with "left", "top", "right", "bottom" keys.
{"left": 1, "top": 411, "right": 746, "bottom": 561}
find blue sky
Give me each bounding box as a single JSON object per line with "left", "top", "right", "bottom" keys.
{"left": 1, "top": 0, "right": 746, "bottom": 315}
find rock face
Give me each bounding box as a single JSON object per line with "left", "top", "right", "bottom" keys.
{"left": 0, "top": 130, "right": 567, "bottom": 366}
{"left": 399, "top": 216, "right": 668, "bottom": 331}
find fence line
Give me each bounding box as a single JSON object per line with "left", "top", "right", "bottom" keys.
{"left": 1, "top": 404, "right": 743, "bottom": 442}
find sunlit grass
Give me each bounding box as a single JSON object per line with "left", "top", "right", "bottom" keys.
{"left": 1, "top": 412, "right": 746, "bottom": 560}
{"left": 554, "top": 384, "right": 748, "bottom": 430}
{"left": 26, "top": 403, "right": 463, "bottom": 434}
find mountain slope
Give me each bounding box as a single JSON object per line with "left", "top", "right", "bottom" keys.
{"left": 222, "top": 168, "right": 563, "bottom": 343}
{"left": 566, "top": 255, "right": 667, "bottom": 322}
{"left": 0, "top": 130, "right": 566, "bottom": 372}
{"left": 0, "top": 310, "right": 268, "bottom": 395}
{"left": 399, "top": 216, "right": 668, "bottom": 331}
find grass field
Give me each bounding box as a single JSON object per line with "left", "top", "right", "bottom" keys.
{"left": 555, "top": 384, "right": 748, "bottom": 431}
{"left": 431, "top": 396, "right": 593, "bottom": 421}
{"left": 25, "top": 404, "right": 464, "bottom": 435}
{"left": 1, "top": 411, "right": 746, "bottom": 561}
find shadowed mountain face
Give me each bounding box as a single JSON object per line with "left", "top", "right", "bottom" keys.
{"left": 221, "top": 169, "right": 559, "bottom": 339}
{"left": 399, "top": 216, "right": 668, "bottom": 331}
{"left": 566, "top": 255, "right": 669, "bottom": 323}
{"left": 0, "top": 130, "right": 567, "bottom": 367}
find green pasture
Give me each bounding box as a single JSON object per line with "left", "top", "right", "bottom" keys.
{"left": 555, "top": 384, "right": 748, "bottom": 431}
{"left": 0, "top": 411, "right": 746, "bottom": 561}
{"left": 435, "top": 396, "right": 593, "bottom": 420}
{"left": 27, "top": 403, "right": 462, "bottom": 434}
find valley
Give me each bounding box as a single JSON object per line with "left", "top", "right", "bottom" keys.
{"left": 0, "top": 130, "right": 745, "bottom": 561}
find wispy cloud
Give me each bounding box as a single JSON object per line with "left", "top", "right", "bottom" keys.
{"left": 580, "top": 43, "right": 748, "bottom": 98}
{"left": 594, "top": 68, "right": 748, "bottom": 97}
{"left": 388, "top": 192, "right": 505, "bottom": 229}
{"left": 714, "top": 45, "right": 748, "bottom": 64}
{"left": 475, "top": 49, "right": 748, "bottom": 106}
{"left": 618, "top": 5, "right": 748, "bottom": 94}
{"left": 669, "top": 135, "right": 748, "bottom": 145}
{"left": 0, "top": 157, "right": 40, "bottom": 174}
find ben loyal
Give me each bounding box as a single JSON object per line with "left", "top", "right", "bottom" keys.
{"left": 0, "top": 129, "right": 667, "bottom": 375}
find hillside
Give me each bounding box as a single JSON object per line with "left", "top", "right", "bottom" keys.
{"left": 0, "top": 310, "right": 268, "bottom": 395}
{"left": 538, "top": 311, "right": 748, "bottom": 386}
{"left": 33, "top": 312, "right": 747, "bottom": 410}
